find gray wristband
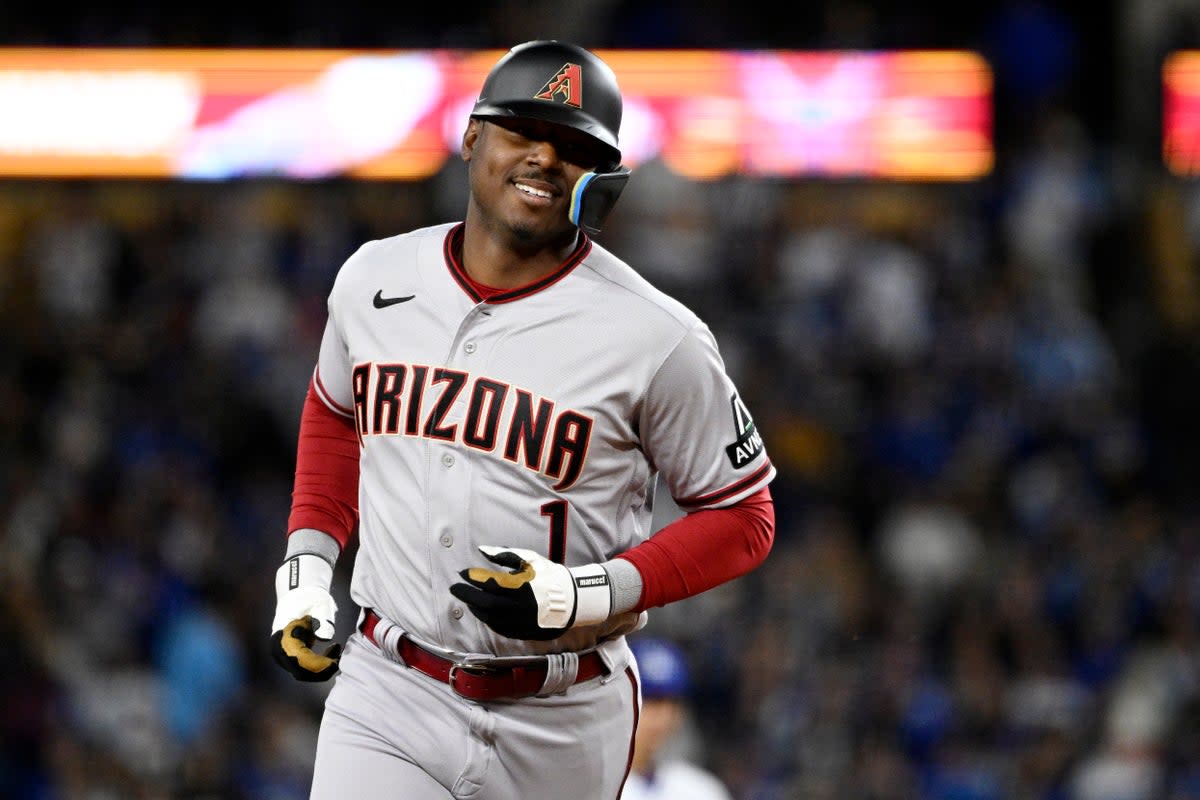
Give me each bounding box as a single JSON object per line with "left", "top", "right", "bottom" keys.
{"left": 601, "top": 557, "right": 644, "bottom": 615}
{"left": 285, "top": 528, "right": 340, "bottom": 568}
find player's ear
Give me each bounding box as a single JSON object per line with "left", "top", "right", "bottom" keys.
{"left": 462, "top": 119, "right": 483, "bottom": 162}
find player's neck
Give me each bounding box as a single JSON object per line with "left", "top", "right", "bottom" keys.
{"left": 460, "top": 222, "right": 580, "bottom": 290}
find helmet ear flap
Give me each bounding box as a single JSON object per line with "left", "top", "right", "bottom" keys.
{"left": 569, "top": 166, "right": 630, "bottom": 235}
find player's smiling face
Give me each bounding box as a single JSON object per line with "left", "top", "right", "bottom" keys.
{"left": 463, "top": 117, "right": 606, "bottom": 247}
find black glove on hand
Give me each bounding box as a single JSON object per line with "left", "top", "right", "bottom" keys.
{"left": 270, "top": 615, "right": 342, "bottom": 682}
{"left": 449, "top": 545, "right": 612, "bottom": 641}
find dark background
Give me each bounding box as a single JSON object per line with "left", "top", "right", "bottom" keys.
{"left": 2, "top": 2, "right": 1200, "bottom": 799}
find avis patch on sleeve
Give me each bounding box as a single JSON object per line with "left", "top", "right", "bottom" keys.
{"left": 724, "top": 394, "right": 765, "bottom": 468}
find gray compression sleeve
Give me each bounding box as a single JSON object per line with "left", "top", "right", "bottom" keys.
{"left": 602, "top": 557, "right": 644, "bottom": 615}
{"left": 285, "top": 528, "right": 340, "bottom": 567}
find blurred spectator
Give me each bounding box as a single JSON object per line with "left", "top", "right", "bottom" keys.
{"left": 625, "top": 637, "right": 732, "bottom": 800}
{"left": 1003, "top": 112, "right": 1110, "bottom": 314}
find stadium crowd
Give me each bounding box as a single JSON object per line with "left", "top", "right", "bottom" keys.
{"left": 3, "top": 2, "right": 1200, "bottom": 799}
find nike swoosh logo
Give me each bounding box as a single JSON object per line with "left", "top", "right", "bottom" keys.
{"left": 373, "top": 290, "right": 415, "bottom": 308}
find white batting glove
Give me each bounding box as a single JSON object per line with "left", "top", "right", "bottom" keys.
{"left": 449, "top": 545, "right": 612, "bottom": 641}
{"left": 270, "top": 554, "right": 341, "bottom": 682}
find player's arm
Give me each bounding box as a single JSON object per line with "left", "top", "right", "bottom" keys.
{"left": 451, "top": 323, "right": 776, "bottom": 640}
{"left": 447, "top": 488, "right": 774, "bottom": 641}
{"left": 609, "top": 319, "right": 776, "bottom": 612}
{"left": 607, "top": 485, "right": 774, "bottom": 612}
{"left": 271, "top": 369, "right": 361, "bottom": 681}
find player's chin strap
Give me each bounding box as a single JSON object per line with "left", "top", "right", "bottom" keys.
{"left": 569, "top": 164, "right": 630, "bottom": 236}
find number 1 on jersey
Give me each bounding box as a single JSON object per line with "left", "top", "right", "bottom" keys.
{"left": 540, "top": 500, "right": 568, "bottom": 564}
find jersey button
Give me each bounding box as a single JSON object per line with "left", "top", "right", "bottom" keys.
{"left": 439, "top": 533, "right": 453, "bottom": 548}
{"left": 451, "top": 606, "right": 464, "bottom": 620}
{"left": 463, "top": 341, "right": 477, "bottom": 354}
{"left": 441, "top": 453, "right": 455, "bottom": 467}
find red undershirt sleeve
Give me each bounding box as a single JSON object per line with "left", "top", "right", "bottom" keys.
{"left": 286, "top": 379, "right": 360, "bottom": 550}
{"left": 616, "top": 486, "right": 775, "bottom": 612}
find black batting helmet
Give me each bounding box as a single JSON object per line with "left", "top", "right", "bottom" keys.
{"left": 471, "top": 40, "right": 623, "bottom": 168}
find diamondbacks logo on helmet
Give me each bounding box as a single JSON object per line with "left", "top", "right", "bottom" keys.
{"left": 534, "top": 63, "right": 583, "bottom": 108}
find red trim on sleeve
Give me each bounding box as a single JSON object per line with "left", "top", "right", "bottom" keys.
{"left": 287, "top": 379, "right": 360, "bottom": 549}
{"left": 313, "top": 366, "right": 354, "bottom": 417}
{"left": 675, "top": 459, "right": 773, "bottom": 509}
{"left": 617, "top": 486, "right": 774, "bottom": 611}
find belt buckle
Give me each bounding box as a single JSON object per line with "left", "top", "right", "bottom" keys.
{"left": 450, "top": 658, "right": 546, "bottom": 701}
{"left": 448, "top": 661, "right": 499, "bottom": 698}
{"left": 451, "top": 661, "right": 502, "bottom": 677}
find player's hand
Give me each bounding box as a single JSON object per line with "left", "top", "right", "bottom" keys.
{"left": 450, "top": 545, "right": 612, "bottom": 641}
{"left": 270, "top": 555, "right": 341, "bottom": 681}
{"left": 271, "top": 615, "right": 342, "bottom": 682}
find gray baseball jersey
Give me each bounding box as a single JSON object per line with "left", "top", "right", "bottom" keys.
{"left": 312, "top": 221, "right": 774, "bottom": 657}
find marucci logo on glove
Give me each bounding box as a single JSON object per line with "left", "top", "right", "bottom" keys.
{"left": 450, "top": 546, "right": 613, "bottom": 640}
{"left": 724, "top": 393, "right": 764, "bottom": 469}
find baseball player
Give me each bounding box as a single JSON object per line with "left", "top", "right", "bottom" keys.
{"left": 623, "top": 637, "right": 732, "bottom": 800}
{"left": 269, "top": 40, "right": 776, "bottom": 800}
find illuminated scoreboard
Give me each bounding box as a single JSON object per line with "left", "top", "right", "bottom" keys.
{"left": 0, "top": 48, "right": 993, "bottom": 181}
{"left": 1165, "top": 51, "right": 1200, "bottom": 176}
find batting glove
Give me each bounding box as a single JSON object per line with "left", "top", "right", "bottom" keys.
{"left": 270, "top": 554, "right": 341, "bottom": 682}
{"left": 449, "top": 545, "right": 612, "bottom": 641}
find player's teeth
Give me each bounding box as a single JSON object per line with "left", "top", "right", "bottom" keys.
{"left": 516, "top": 183, "right": 551, "bottom": 198}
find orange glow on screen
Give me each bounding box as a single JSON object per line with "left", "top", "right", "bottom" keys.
{"left": 1165, "top": 51, "right": 1200, "bottom": 175}
{"left": 0, "top": 48, "right": 993, "bottom": 181}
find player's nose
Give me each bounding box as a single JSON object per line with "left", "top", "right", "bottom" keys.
{"left": 524, "top": 139, "right": 563, "bottom": 169}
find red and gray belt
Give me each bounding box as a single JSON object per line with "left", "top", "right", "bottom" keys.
{"left": 360, "top": 609, "right": 607, "bottom": 701}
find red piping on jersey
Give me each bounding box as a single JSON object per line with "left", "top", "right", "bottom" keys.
{"left": 617, "top": 666, "right": 640, "bottom": 800}
{"left": 674, "top": 459, "right": 774, "bottom": 509}
{"left": 443, "top": 222, "right": 592, "bottom": 304}
{"left": 287, "top": 379, "right": 360, "bottom": 549}
{"left": 313, "top": 366, "right": 354, "bottom": 418}
{"left": 455, "top": 268, "right": 506, "bottom": 301}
